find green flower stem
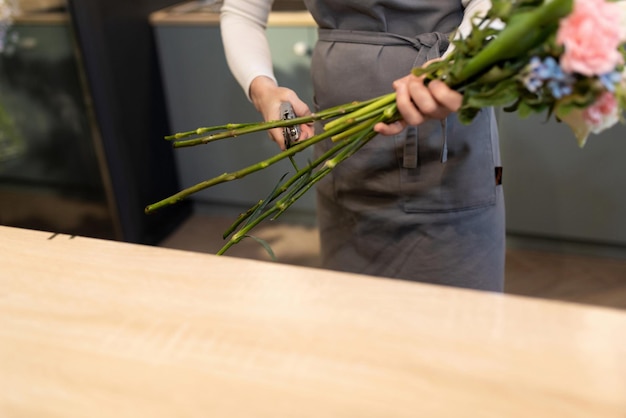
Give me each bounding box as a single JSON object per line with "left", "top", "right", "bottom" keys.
{"left": 444, "top": 0, "right": 573, "bottom": 88}
{"left": 269, "top": 120, "right": 381, "bottom": 222}
{"left": 220, "top": 103, "right": 396, "bottom": 235}
{"left": 170, "top": 97, "right": 383, "bottom": 148}
{"left": 172, "top": 117, "right": 319, "bottom": 148}
{"left": 313, "top": 95, "right": 385, "bottom": 117}
{"left": 165, "top": 122, "right": 259, "bottom": 141}
{"left": 145, "top": 115, "right": 368, "bottom": 214}
{"left": 220, "top": 173, "right": 322, "bottom": 254}
{"left": 331, "top": 119, "right": 376, "bottom": 143}
{"left": 217, "top": 119, "right": 382, "bottom": 255}
{"left": 324, "top": 92, "right": 395, "bottom": 131}
{"left": 329, "top": 103, "right": 395, "bottom": 142}
{"left": 221, "top": 121, "right": 373, "bottom": 238}
{"left": 221, "top": 200, "right": 264, "bottom": 239}
{"left": 330, "top": 109, "right": 385, "bottom": 142}
{"left": 216, "top": 204, "right": 281, "bottom": 255}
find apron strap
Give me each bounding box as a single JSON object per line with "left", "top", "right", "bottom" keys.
{"left": 317, "top": 29, "right": 450, "bottom": 62}
{"left": 317, "top": 29, "right": 452, "bottom": 167}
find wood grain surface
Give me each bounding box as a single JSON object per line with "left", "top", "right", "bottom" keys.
{"left": 1, "top": 226, "right": 625, "bottom": 417}
{"left": 149, "top": 6, "right": 316, "bottom": 27}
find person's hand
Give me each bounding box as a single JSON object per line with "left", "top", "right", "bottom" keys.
{"left": 249, "top": 76, "right": 315, "bottom": 150}
{"left": 374, "top": 67, "right": 463, "bottom": 136}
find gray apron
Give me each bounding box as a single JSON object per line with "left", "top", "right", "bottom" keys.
{"left": 303, "top": 0, "right": 505, "bottom": 291}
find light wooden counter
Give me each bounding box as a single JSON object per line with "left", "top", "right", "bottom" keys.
{"left": 1, "top": 225, "right": 625, "bottom": 417}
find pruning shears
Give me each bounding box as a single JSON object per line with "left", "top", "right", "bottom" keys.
{"left": 280, "top": 102, "right": 300, "bottom": 149}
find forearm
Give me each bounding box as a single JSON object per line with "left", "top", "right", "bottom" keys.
{"left": 220, "top": 0, "right": 275, "bottom": 100}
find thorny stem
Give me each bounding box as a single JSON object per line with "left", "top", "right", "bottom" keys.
{"left": 216, "top": 205, "right": 280, "bottom": 255}
{"left": 144, "top": 114, "right": 369, "bottom": 213}
{"left": 217, "top": 117, "right": 383, "bottom": 255}
{"left": 221, "top": 120, "right": 371, "bottom": 239}
{"left": 165, "top": 122, "right": 258, "bottom": 141}
{"left": 169, "top": 96, "right": 384, "bottom": 148}
{"left": 324, "top": 93, "right": 396, "bottom": 131}
{"left": 221, "top": 200, "right": 264, "bottom": 239}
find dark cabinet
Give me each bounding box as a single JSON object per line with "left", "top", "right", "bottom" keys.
{"left": 0, "top": 1, "right": 190, "bottom": 244}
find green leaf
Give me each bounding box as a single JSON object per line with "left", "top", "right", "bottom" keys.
{"left": 244, "top": 172, "right": 289, "bottom": 226}
{"left": 222, "top": 172, "right": 288, "bottom": 240}
{"left": 458, "top": 107, "right": 482, "bottom": 125}
{"left": 517, "top": 101, "right": 536, "bottom": 119}
{"left": 244, "top": 235, "right": 277, "bottom": 261}
{"left": 464, "top": 80, "right": 520, "bottom": 109}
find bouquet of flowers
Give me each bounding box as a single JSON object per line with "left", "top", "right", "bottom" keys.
{"left": 146, "top": 0, "right": 626, "bottom": 257}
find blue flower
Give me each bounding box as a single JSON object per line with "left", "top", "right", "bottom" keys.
{"left": 523, "top": 56, "right": 576, "bottom": 99}
{"left": 599, "top": 71, "right": 622, "bottom": 92}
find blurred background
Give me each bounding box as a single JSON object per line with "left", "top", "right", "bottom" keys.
{"left": 0, "top": 0, "right": 191, "bottom": 244}
{"left": 1, "top": 0, "right": 625, "bottom": 309}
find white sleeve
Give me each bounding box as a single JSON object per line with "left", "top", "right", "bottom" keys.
{"left": 221, "top": 0, "right": 492, "bottom": 84}
{"left": 444, "top": 0, "right": 494, "bottom": 56}
{"left": 458, "top": 0, "right": 493, "bottom": 38}
{"left": 220, "top": 0, "right": 275, "bottom": 100}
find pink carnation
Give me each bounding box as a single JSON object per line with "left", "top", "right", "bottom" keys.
{"left": 557, "top": 91, "right": 620, "bottom": 147}
{"left": 583, "top": 91, "right": 619, "bottom": 134}
{"left": 556, "top": 0, "right": 624, "bottom": 76}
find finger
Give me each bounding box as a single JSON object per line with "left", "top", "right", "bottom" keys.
{"left": 268, "top": 127, "right": 286, "bottom": 150}
{"left": 408, "top": 75, "right": 446, "bottom": 119}
{"left": 291, "top": 100, "right": 312, "bottom": 119}
{"left": 395, "top": 77, "right": 426, "bottom": 126}
{"left": 428, "top": 80, "right": 463, "bottom": 112}
{"left": 297, "top": 124, "right": 315, "bottom": 142}
{"left": 271, "top": 120, "right": 316, "bottom": 150}
{"left": 374, "top": 120, "right": 406, "bottom": 136}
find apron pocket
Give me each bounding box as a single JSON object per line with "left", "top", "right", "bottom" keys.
{"left": 402, "top": 110, "right": 497, "bottom": 213}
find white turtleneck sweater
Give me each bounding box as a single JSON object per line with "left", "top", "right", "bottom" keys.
{"left": 220, "top": 0, "right": 494, "bottom": 99}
